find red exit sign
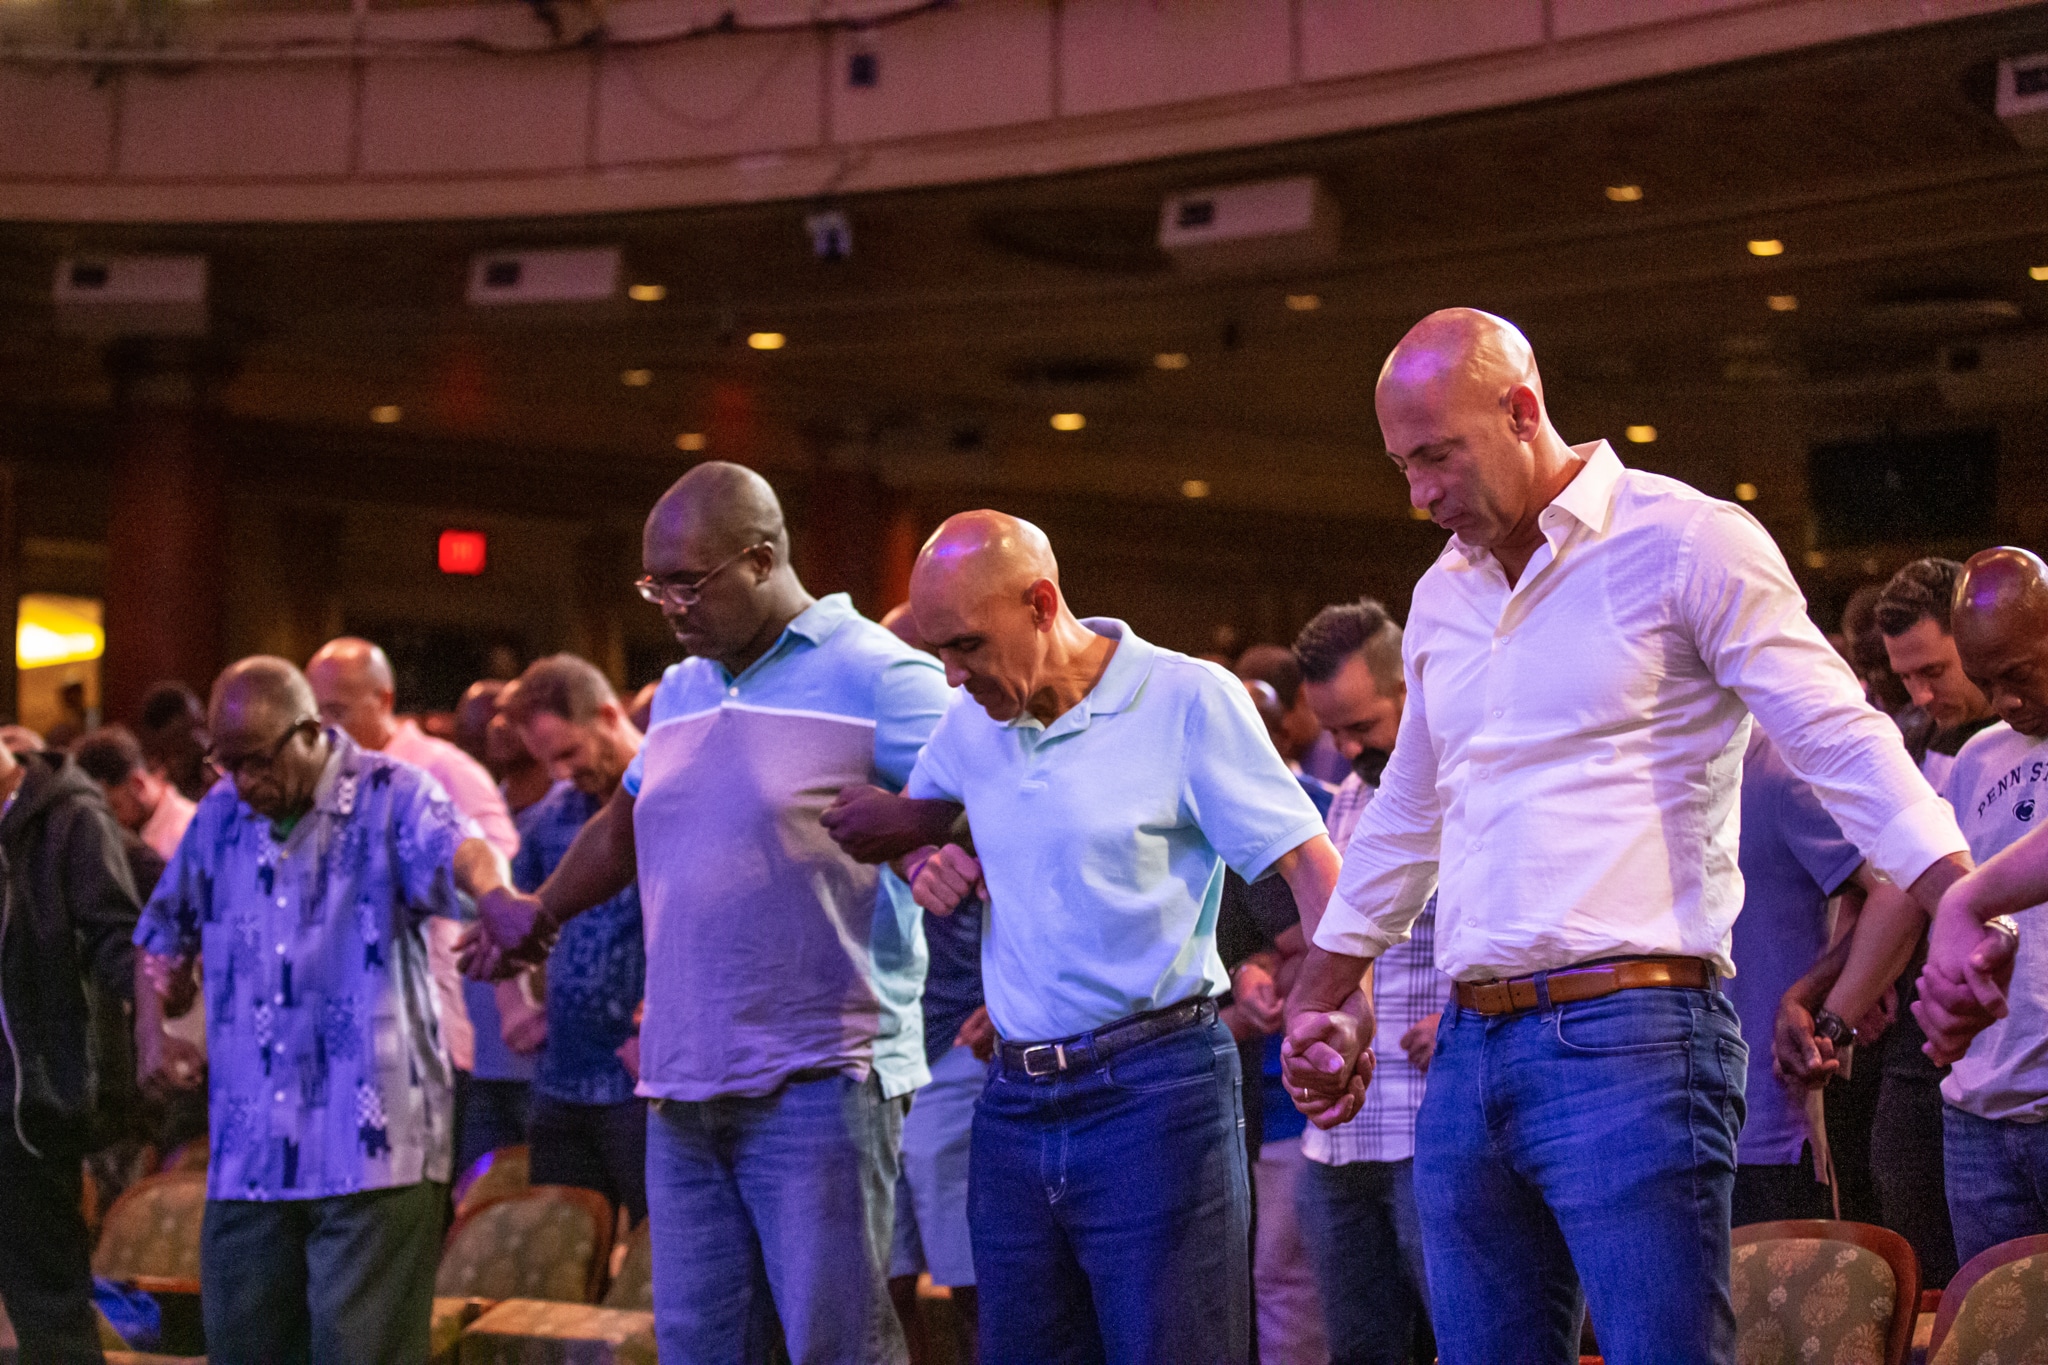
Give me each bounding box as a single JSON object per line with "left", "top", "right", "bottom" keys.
{"left": 438, "top": 529, "right": 487, "bottom": 576}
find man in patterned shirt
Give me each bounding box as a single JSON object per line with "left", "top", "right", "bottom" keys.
{"left": 501, "top": 654, "right": 649, "bottom": 1226}
{"left": 1292, "top": 599, "right": 1445, "bottom": 1365}
{"left": 133, "top": 657, "right": 515, "bottom": 1365}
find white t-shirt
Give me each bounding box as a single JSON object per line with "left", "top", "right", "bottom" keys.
{"left": 1942, "top": 721, "right": 2048, "bottom": 1122}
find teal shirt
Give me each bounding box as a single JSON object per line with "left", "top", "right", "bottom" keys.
{"left": 906, "top": 619, "right": 1328, "bottom": 1042}
{"left": 623, "top": 594, "right": 950, "bottom": 1101}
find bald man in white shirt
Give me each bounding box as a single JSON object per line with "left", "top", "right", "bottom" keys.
{"left": 1284, "top": 310, "right": 1973, "bottom": 1365}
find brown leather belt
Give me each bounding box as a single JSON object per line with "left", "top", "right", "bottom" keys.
{"left": 1453, "top": 956, "right": 1716, "bottom": 1016}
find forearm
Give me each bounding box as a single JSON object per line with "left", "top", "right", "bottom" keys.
{"left": 453, "top": 838, "right": 512, "bottom": 902}
{"left": 537, "top": 791, "right": 638, "bottom": 926}
{"left": 1274, "top": 836, "right": 1343, "bottom": 941}
{"left": 1822, "top": 881, "right": 1928, "bottom": 1024}
{"left": 1906, "top": 851, "right": 1973, "bottom": 919}
{"left": 876, "top": 798, "right": 967, "bottom": 862}
{"left": 134, "top": 953, "right": 170, "bottom": 1050}
{"left": 1946, "top": 827, "right": 2048, "bottom": 924}
{"left": 1288, "top": 944, "right": 1372, "bottom": 1020}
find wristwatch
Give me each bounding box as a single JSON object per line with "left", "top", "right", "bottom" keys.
{"left": 1813, "top": 1007, "right": 1856, "bottom": 1049}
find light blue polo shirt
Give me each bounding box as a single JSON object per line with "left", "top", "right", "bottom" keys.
{"left": 906, "top": 618, "right": 1327, "bottom": 1042}
{"left": 622, "top": 593, "right": 951, "bottom": 1102}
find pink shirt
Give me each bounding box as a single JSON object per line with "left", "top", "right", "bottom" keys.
{"left": 140, "top": 786, "right": 197, "bottom": 861}
{"left": 382, "top": 718, "right": 521, "bottom": 1072}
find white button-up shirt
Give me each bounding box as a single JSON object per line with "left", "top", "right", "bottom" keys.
{"left": 1315, "top": 440, "right": 1967, "bottom": 982}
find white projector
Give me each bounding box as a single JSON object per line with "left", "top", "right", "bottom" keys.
{"left": 1996, "top": 52, "right": 2048, "bottom": 148}
{"left": 1158, "top": 176, "right": 1341, "bottom": 274}
{"left": 54, "top": 255, "right": 209, "bottom": 338}
{"left": 466, "top": 247, "right": 621, "bottom": 305}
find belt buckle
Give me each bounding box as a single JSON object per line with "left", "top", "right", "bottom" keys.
{"left": 1021, "top": 1043, "right": 1067, "bottom": 1077}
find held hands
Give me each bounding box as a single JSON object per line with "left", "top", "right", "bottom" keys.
{"left": 1772, "top": 995, "right": 1840, "bottom": 1089}
{"left": 497, "top": 976, "right": 548, "bottom": 1056}
{"left": 1914, "top": 882, "right": 2019, "bottom": 1065}
{"left": 458, "top": 887, "right": 553, "bottom": 981}
{"left": 911, "top": 844, "right": 985, "bottom": 917}
{"left": 821, "top": 785, "right": 913, "bottom": 864}
{"left": 1231, "top": 960, "right": 1285, "bottom": 1037}
{"left": 1280, "top": 1005, "right": 1374, "bottom": 1129}
{"left": 142, "top": 952, "right": 199, "bottom": 1019}
{"left": 138, "top": 1028, "right": 206, "bottom": 1102}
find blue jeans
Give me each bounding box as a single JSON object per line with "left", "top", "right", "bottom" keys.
{"left": 1415, "top": 988, "right": 1746, "bottom": 1365}
{"left": 1294, "top": 1156, "right": 1428, "bottom": 1365}
{"left": 969, "top": 1009, "right": 1250, "bottom": 1365}
{"left": 646, "top": 1073, "right": 907, "bottom": 1365}
{"left": 1943, "top": 1104, "right": 2048, "bottom": 1266}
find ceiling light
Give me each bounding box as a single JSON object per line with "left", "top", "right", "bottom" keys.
{"left": 16, "top": 595, "right": 102, "bottom": 670}
{"left": 1050, "top": 412, "right": 1085, "bottom": 432}
{"left": 1284, "top": 293, "right": 1321, "bottom": 312}
{"left": 1735, "top": 482, "right": 1759, "bottom": 502}
{"left": 746, "top": 331, "right": 786, "bottom": 351}
{"left": 1625, "top": 424, "right": 1657, "bottom": 444}
{"left": 628, "top": 283, "right": 667, "bottom": 302}
{"left": 621, "top": 368, "right": 653, "bottom": 387}
{"left": 1605, "top": 184, "right": 1643, "bottom": 203}
{"left": 1181, "top": 479, "right": 1210, "bottom": 499}
{"left": 1409, "top": 505, "right": 1433, "bottom": 521}
{"left": 2031, "top": 265, "right": 2048, "bottom": 281}
{"left": 675, "top": 432, "right": 707, "bottom": 452}
{"left": 1154, "top": 352, "right": 1190, "bottom": 370}
{"left": 1767, "top": 294, "right": 1799, "bottom": 312}
{"left": 1747, "top": 239, "right": 1784, "bottom": 257}
{"left": 370, "top": 404, "right": 402, "bottom": 424}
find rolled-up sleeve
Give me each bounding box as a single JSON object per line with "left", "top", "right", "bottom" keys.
{"left": 1314, "top": 642, "right": 1445, "bottom": 961}
{"left": 1679, "top": 502, "right": 1968, "bottom": 888}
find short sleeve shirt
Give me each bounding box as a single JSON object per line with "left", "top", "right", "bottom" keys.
{"left": 905, "top": 619, "right": 1328, "bottom": 1042}
{"left": 133, "top": 732, "right": 479, "bottom": 1201}
{"left": 1725, "top": 732, "right": 1863, "bottom": 1165}
{"left": 513, "top": 781, "right": 645, "bottom": 1106}
{"left": 622, "top": 594, "right": 951, "bottom": 1102}
{"left": 1941, "top": 723, "right": 2048, "bottom": 1121}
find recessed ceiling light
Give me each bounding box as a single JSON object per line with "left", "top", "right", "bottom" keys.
{"left": 1605, "top": 184, "right": 1643, "bottom": 203}
{"left": 627, "top": 283, "right": 667, "bottom": 302}
{"left": 1284, "top": 293, "right": 1321, "bottom": 312}
{"left": 1625, "top": 424, "right": 1657, "bottom": 444}
{"left": 1735, "top": 482, "right": 1759, "bottom": 502}
{"left": 370, "top": 405, "right": 402, "bottom": 424}
{"left": 621, "top": 368, "right": 653, "bottom": 387}
{"left": 2031, "top": 265, "right": 2048, "bottom": 281}
{"left": 1767, "top": 294, "right": 1799, "bottom": 312}
{"left": 1181, "top": 479, "right": 1210, "bottom": 499}
{"left": 675, "top": 432, "right": 707, "bottom": 452}
{"left": 1050, "top": 412, "right": 1085, "bottom": 432}
{"left": 1409, "top": 505, "right": 1434, "bottom": 521}
{"left": 1747, "top": 239, "right": 1785, "bottom": 257}
{"left": 746, "top": 332, "right": 786, "bottom": 351}
{"left": 1154, "top": 352, "right": 1190, "bottom": 370}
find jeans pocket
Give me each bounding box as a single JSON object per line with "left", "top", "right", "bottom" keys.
{"left": 1551, "top": 992, "right": 1696, "bottom": 1055}
{"left": 1102, "top": 1031, "right": 1218, "bottom": 1094}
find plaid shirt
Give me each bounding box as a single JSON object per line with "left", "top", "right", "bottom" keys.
{"left": 1304, "top": 774, "right": 1447, "bottom": 1166}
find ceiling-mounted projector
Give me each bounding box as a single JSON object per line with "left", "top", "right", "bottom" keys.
{"left": 1157, "top": 176, "right": 1341, "bottom": 274}
{"left": 54, "top": 255, "right": 208, "bottom": 337}
{"left": 1996, "top": 52, "right": 2048, "bottom": 148}
{"left": 466, "top": 247, "right": 621, "bottom": 305}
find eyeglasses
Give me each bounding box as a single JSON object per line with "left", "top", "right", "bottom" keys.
{"left": 633, "top": 543, "right": 768, "bottom": 611}
{"left": 209, "top": 718, "right": 315, "bottom": 780}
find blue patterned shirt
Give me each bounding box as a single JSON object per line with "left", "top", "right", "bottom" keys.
{"left": 134, "top": 732, "right": 479, "bottom": 1201}
{"left": 513, "top": 781, "right": 644, "bottom": 1107}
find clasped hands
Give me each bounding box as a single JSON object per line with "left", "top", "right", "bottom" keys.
{"left": 457, "top": 888, "right": 555, "bottom": 982}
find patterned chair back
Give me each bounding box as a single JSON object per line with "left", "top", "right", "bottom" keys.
{"left": 91, "top": 1172, "right": 208, "bottom": 1283}
{"left": 435, "top": 1185, "right": 616, "bottom": 1304}
{"left": 1929, "top": 1235, "right": 2048, "bottom": 1365}
{"left": 602, "top": 1219, "right": 654, "bottom": 1311}
{"left": 453, "top": 1143, "right": 530, "bottom": 1217}
{"left": 1731, "top": 1220, "right": 1919, "bottom": 1365}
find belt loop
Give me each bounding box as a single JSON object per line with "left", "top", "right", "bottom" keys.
{"left": 1534, "top": 970, "right": 1553, "bottom": 1013}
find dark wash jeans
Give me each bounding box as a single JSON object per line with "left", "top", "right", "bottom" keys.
{"left": 969, "top": 1008, "right": 1251, "bottom": 1365}
{"left": 1294, "top": 1156, "right": 1429, "bottom": 1365}
{"left": 1416, "top": 988, "right": 1746, "bottom": 1365}
{"left": 1943, "top": 1103, "right": 2048, "bottom": 1267}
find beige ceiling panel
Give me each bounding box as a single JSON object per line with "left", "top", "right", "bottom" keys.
{"left": 829, "top": 0, "right": 1053, "bottom": 144}
{"left": 361, "top": 52, "right": 592, "bottom": 176}
{"left": 1059, "top": 0, "right": 1292, "bottom": 117}
{"left": 597, "top": 31, "right": 824, "bottom": 166}
{"left": 118, "top": 63, "right": 353, "bottom": 180}
{"left": 0, "top": 65, "right": 115, "bottom": 179}
{"left": 1300, "top": 0, "right": 1546, "bottom": 81}
{"left": 1551, "top": 0, "right": 1769, "bottom": 41}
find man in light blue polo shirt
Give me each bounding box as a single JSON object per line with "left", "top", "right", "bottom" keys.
{"left": 899, "top": 511, "right": 1342, "bottom": 1365}
{"left": 464, "top": 463, "right": 950, "bottom": 1365}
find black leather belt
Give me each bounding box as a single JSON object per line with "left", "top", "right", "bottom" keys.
{"left": 995, "top": 998, "right": 1216, "bottom": 1078}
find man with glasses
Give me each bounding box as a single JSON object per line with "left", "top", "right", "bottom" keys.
{"left": 133, "top": 656, "right": 515, "bottom": 1364}
{"left": 466, "top": 462, "right": 950, "bottom": 1365}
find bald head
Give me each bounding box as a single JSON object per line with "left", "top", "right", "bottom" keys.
{"left": 645, "top": 461, "right": 788, "bottom": 566}
{"left": 912, "top": 511, "right": 1059, "bottom": 605}
{"left": 1954, "top": 547, "right": 2048, "bottom": 738}
{"left": 212, "top": 657, "right": 329, "bottom": 817}
{"left": 306, "top": 637, "right": 398, "bottom": 750}
{"left": 212, "top": 656, "right": 317, "bottom": 735}
{"left": 1377, "top": 308, "right": 1543, "bottom": 412}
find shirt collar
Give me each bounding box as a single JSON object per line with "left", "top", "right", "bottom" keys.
{"left": 725, "top": 593, "right": 857, "bottom": 685}
{"left": 1020, "top": 619, "right": 1155, "bottom": 738}
{"left": 1445, "top": 438, "right": 1623, "bottom": 570}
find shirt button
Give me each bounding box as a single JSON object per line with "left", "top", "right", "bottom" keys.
{"left": 276, "top": 897, "right": 287, "bottom": 909}
{"left": 728, "top": 687, "right": 739, "bottom": 697}
{"left": 1492, "top": 709, "right": 1503, "bottom": 719}
{"left": 274, "top": 1090, "right": 286, "bottom": 1103}
{"left": 274, "top": 993, "right": 285, "bottom": 1005}
{"left": 275, "top": 944, "right": 287, "bottom": 955}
